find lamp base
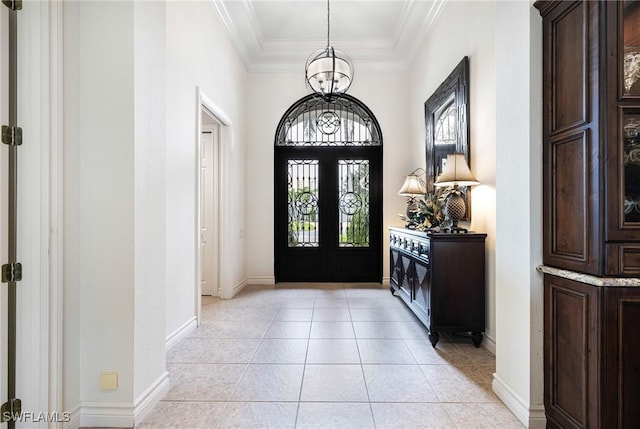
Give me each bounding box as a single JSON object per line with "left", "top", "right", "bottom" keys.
{"left": 443, "top": 191, "right": 467, "bottom": 233}
{"left": 404, "top": 198, "right": 420, "bottom": 229}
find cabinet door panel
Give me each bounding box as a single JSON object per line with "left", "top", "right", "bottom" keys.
{"left": 413, "top": 260, "right": 430, "bottom": 325}
{"left": 400, "top": 255, "right": 413, "bottom": 299}
{"left": 551, "top": 133, "right": 589, "bottom": 259}
{"left": 544, "top": 275, "right": 600, "bottom": 428}
{"left": 604, "top": 288, "right": 640, "bottom": 428}
{"left": 542, "top": 0, "right": 602, "bottom": 275}
{"left": 550, "top": 1, "right": 588, "bottom": 132}
{"left": 390, "top": 248, "right": 403, "bottom": 287}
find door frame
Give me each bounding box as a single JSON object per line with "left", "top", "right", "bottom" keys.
{"left": 0, "top": 0, "right": 64, "bottom": 422}
{"left": 273, "top": 94, "right": 384, "bottom": 283}
{"left": 195, "top": 88, "right": 230, "bottom": 324}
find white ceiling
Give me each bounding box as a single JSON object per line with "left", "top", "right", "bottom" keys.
{"left": 210, "top": 0, "right": 447, "bottom": 71}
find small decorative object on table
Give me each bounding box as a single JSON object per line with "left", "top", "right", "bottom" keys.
{"left": 397, "top": 169, "right": 448, "bottom": 231}
{"left": 434, "top": 153, "right": 479, "bottom": 233}
{"left": 397, "top": 168, "right": 427, "bottom": 228}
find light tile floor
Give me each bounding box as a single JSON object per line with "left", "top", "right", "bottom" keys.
{"left": 138, "top": 284, "right": 524, "bottom": 428}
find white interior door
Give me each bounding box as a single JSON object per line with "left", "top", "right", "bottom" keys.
{"left": 200, "top": 127, "right": 219, "bottom": 296}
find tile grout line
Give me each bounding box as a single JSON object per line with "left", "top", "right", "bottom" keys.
{"left": 146, "top": 285, "right": 510, "bottom": 428}
{"left": 220, "top": 301, "right": 279, "bottom": 412}
{"left": 348, "top": 293, "right": 378, "bottom": 429}
{"left": 294, "top": 297, "right": 316, "bottom": 428}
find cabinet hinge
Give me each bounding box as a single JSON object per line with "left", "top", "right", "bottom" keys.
{"left": 1, "top": 262, "right": 22, "bottom": 283}
{"left": 1, "top": 399, "right": 22, "bottom": 423}
{"left": 1, "top": 0, "right": 22, "bottom": 10}
{"left": 2, "top": 125, "right": 22, "bottom": 146}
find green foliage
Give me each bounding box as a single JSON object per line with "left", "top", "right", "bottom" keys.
{"left": 290, "top": 221, "right": 316, "bottom": 231}
{"left": 399, "top": 188, "right": 449, "bottom": 231}
{"left": 343, "top": 209, "right": 369, "bottom": 246}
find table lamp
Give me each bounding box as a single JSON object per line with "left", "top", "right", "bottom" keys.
{"left": 434, "top": 153, "right": 479, "bottom": 232}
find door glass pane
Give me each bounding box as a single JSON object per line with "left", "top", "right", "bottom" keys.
{"left": 288, "top": 160, "right": 319, "bottom": 247}
{"left": 624, "top": 113, "right": 640, "bottom": 223}
{"left": 623, "top": 1, "right": 640, "bottom": 96}
{"left": 338, "top": 160, "right": 369, "bottom": 247}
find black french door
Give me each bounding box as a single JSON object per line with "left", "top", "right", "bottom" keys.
{"left": 274, "top": 145, "right": 382, "bottom": 282}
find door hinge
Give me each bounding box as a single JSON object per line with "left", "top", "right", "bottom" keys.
{"left": 1, "top": 399, "right": 22, "bottom": 423}
{"left": 2, "top": 125, "right": 22, "bottom": 146}
{"left": 2, "top": 262, "right": 22, "bottom": 283}
{"left": 1, "top": 0, "right": 22, "bottom": 10}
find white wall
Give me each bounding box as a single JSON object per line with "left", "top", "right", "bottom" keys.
{"left": 408, "top": 0, "right": 498, "bottom": 350}
{"left": 165, "top": 0, "right": 247, "bottom": 338}
{"left": 62, "top": 0, "right": 81, "bottom": 414}
{"left": 64, "top": 0, "right": 136, "bottom": 407}
{"left": 133, "top": 0, "right": 168, "bottom": 401}
{"left": 63, "top": 2, "right": 174, "bottom": 425}
{"left": 245, "top": 68, "right": 411, "bottom": 283}
{"left": 62, "top": 1, "right": 249, "bottom": 423}
{"left": 494, "top": 2, "right": 545, "bottom": 427}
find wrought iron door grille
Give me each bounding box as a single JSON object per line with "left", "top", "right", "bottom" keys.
{"left": 338, "top": 160, "right": 369, "bottom": 247}
{"left": 287, "top": 160, "right": 320, "bottom": 247}
{"left": 276, "top": 95, "right": 381, "bottom": 147}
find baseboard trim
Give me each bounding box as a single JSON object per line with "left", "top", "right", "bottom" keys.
{"left": 247, "top": 276, "right": 275, "bottom": 285}
{"left": 63, "top": 404, "right": 80, "bottom": 429}
{"left": 77, "top": 372, "right": 169, "bottom": 428}
{"left": 493, "top": 373, "right": 546, "bottom": 428}
{"left": 382, "top": 276, "right": 390, "bottom": 286}
{"left": 482, "top": 333, "right": 496, "bottom": 355}
{"left": 133, "top": 371, "right": 170, "bottom": 425}
{"left": 79, "top": 402, "right": 135, "bottom": 428}
{"left": 528, "top": 407, "right": 547, "bottom": 429}
{"left": 231, "top": 278, "right": 248, "bottom": 297}
{"left": 165, "top": 316, "right": 197, "bottom": 351}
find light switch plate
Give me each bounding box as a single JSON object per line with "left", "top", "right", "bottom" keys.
{"left": 99, "top": 372, "right": 118, "bottom": 390}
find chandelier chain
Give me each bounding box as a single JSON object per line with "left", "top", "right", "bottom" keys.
{"left": 326, "top": 0, "right": 330, "bottom": 47}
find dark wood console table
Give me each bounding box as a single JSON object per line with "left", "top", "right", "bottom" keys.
{"left": 389, "top": 227, "right": 486, "bottom": 347}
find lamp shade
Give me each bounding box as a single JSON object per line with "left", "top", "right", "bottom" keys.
{"left": 398, "top": 174, "right": 427, "bottom": 196}
{"left": 305, "top": 46, "right": 353, "bottom": 97}
{"left": 434, "top": 153, "right": 479, "bottom": 187}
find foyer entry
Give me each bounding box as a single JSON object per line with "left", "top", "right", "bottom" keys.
{"left": 274, "top": 94, "right": 383, "bottom": 282}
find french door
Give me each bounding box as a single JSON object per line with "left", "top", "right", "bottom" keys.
{"left": 275, "top": 146, "right": 382, "bottom": 282}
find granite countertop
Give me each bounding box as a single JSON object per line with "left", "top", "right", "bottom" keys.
{"left": 537, "top": 265, "right": 640, "bottom": 287}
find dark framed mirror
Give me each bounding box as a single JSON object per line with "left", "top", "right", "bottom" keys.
{"left": 425, "top": 56, "right": 471, "bottom": 220}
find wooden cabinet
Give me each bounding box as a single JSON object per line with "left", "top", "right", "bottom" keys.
{"left": 536, "top": 0, "right": 640, "bottom": 277}
{"left": 544, "top": 273, "right": 640, "bottom": 428}
{"left": 538, "top": 0, "right": 603, "bottom": 275}
{"left": 535, "top": 2, "right": 640, "bottom": 426}
{"left": 388, "top": 227, "right": 486, "bottom": 347}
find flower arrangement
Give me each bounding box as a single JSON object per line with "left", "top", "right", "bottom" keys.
{"left": 399, "top": 188, "right": 451, "bottom": 232}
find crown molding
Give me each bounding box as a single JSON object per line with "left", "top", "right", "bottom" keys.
{"left": 405, "top": 0, "right": 448, "bottom": 61}
{"left": 211, "top": 0, "right": 447, "bottom": 72}
{"left": 208, "top": 0, "right": 253, "bottom": 69}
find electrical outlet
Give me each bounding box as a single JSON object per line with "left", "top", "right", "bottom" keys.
{"left": 99, "top": 372, "right": 118, "bottom": 390}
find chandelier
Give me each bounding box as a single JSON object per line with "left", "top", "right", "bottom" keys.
{"left": 305, "top": 0, "right": 354, "bottom": 98}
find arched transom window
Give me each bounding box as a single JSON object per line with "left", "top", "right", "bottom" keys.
{"left": 276, "top": 94, "right": 382, "bottom": 147}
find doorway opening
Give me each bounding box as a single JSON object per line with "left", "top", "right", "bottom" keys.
{"left": 196, "top": 89, "right": 231, "bottom": 324}
{"left": 274, "top": 94, "right": 383, "bottom": 282}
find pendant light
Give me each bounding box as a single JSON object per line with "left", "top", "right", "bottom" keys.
{"left": 305, "top": 0, "right": 354, "bottom": 98}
